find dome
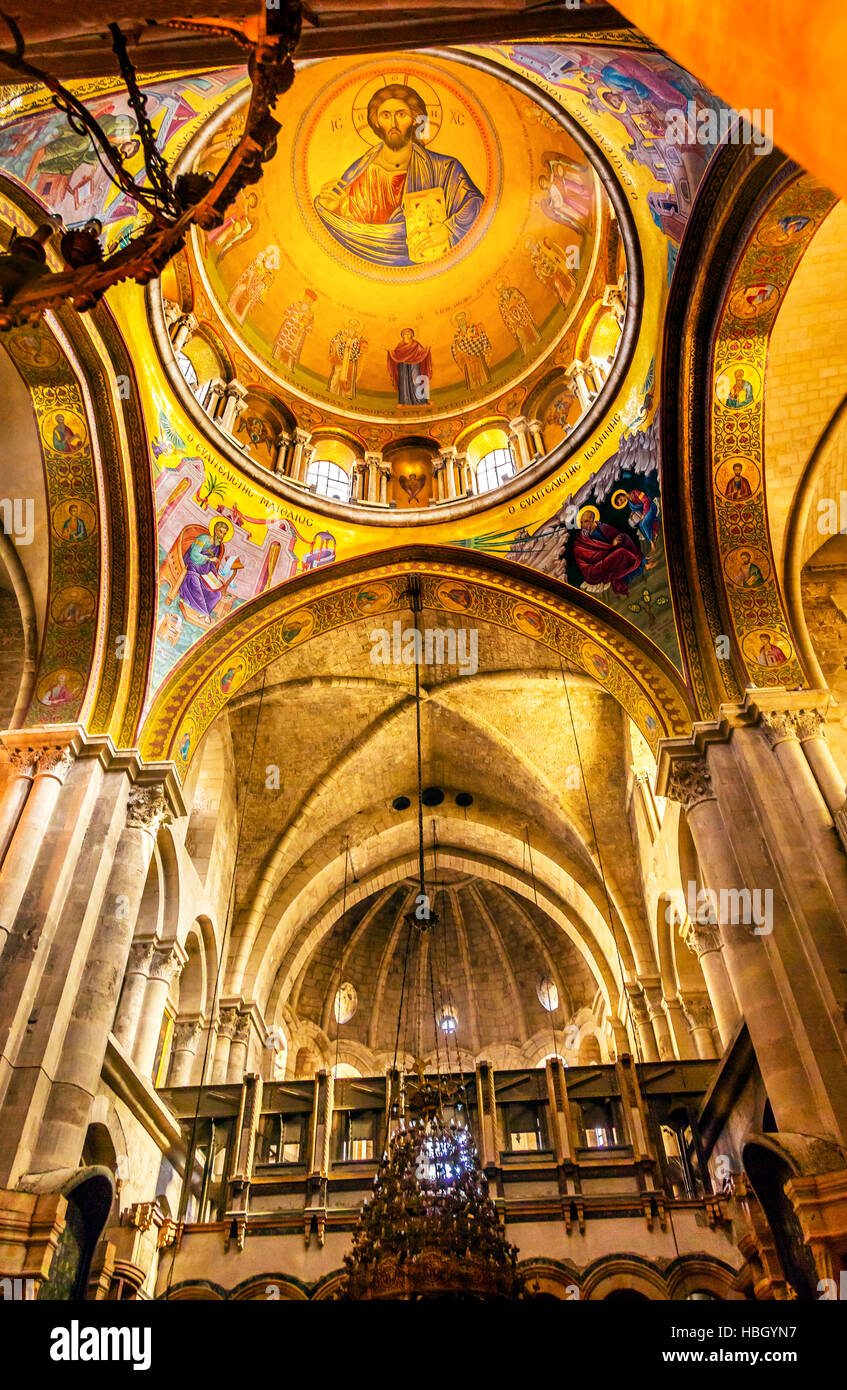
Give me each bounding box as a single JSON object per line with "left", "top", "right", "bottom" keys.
{"left": 169, "top": 47, "right": 630, "bottom": 511}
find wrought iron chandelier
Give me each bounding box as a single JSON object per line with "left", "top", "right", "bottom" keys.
{"left": 0, "top": 3, "right": 301, "bottom": 329}
{"left": 340, "top": 578, "right": 523, "bottom": 1300}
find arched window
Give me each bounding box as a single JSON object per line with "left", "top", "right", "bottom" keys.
{"left": 476, "top": 445, "right": 516, "bottom": 494}
{"left": 306, "top": 458, "right": 351, "bottom": 502}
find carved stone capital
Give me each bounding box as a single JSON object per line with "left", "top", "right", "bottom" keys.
{"left": 642, "top": 984, "right": 666, "bottom": 1020}
{"left": 665, "top": 757, "right": 714, "bottom": 811}
{"left": 625, "top": 986, "right": 651, "bottom": 1026}
{"left": 683, "top": 916, "right": 723, "bottom": 958}
{"left": 216, "top": 1006, "right": 238, "bottom": 1040}
{"left": 126, "top": 940, "right": 156, "bottom": 975}
{"left": 148, "top": 943, "right": 183, "bottom": 985}
{"left": 172, "top": 1020, "right": 202, "bottom": 1053}
{"left": 364, "top": 450, "right": 383, "bottom": 468}
{"left": 126, "top": 785, "right": 170, "bottom": 836}
{"left": 6, "top": 747, "right": 39, "bottom": 778}
{"left": 681, "top": 994, "right": 716, "bottom": 1031}
{"left": 794, "top": 709, "right": 826, "bottom": 742}
{"left": 27, "top": 744, "right": 75, "bottom": 781}
{"left": 233, "top": 1014, "right": 252, "bottom": 1046}
{"left": 759, "top": 709, "right": 799, "bottom": 747}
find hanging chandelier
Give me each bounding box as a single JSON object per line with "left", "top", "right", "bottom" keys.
{"left": 340, "top": 577, "right": 523, "bottom": 1301}
{"left": 0, "top": 3, "right": 301, "bottom": 329}
{"left": 342, "top": 1114, "right": 523, "bottom": 1301}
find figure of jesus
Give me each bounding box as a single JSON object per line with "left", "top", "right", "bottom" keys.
{"left": 314, "top": 83, "right": 483, "bottom": 267}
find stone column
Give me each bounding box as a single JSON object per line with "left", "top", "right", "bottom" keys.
{"left": 169, "top": 1019, "right": 202, "bottom": 1087}
{"left": 218, "top": 380, "right": 248, "bottom": 434}
{"left": 171, "top": 312, "right": 197, "bottom": 353}
{"left": 212, "top": 1007, "right": 238, "bottom": 1083}
{"left": 0, "top": 747, "right": 37, "bottom": 877}
{"left": 29, "top": 784, "right": 171, "bottom": 1169}
{"left": 162, "top": 299, "right": 182, "bottom": 333}
{"left": 112, "top": 940, "right": 155, "bottom": 1053}
{"left": 528, "top": 419, "right": 545, "bottom": 457}
{"left": 272, "top": 432, "right": 291, "bottom": 475}
{"left": 794, "top": 711, "right": 846, "bottom": 817}
{"left": 663, "top": 993, "right": 699, "bottom": 1060}
{"left": 602, "top": 281, "right": 626, "bottom": 327}
{"left": 565, "top": 360, "right": 591, "bottom": 410}
{"left": 350, "top": 461, "right": 366, "bottom": 502}
{"left": 432, "top": 456, "right": 446, "bottom": 502}
{"left": 377, "top": 461, "right": 392, "bottom": 506}
{"left": 625, "top": 985, "right": 659, "bottom": 1062}
{"left": 682, "top": 915, "right": 739, "bottom": 1048}
{"left": 227, "top": 1014, "right": 252, "bottom": 1082}
{"left": 681, "top": 993, "right": 719, "bottom": 1059}
{"left": 438, "top": 447, "right": 458, "bottom": 499}
{"left": 591, "top": 355, "right": 609, "bottom": 386}
{"left": 289, "top": 428, "right": 312, "bottom": 484}
{"left": 133, "top": 943, "right": 185, "bottom": 1079}
{"left": 508, "top": 417, "right": 533, "bottom": 470}
{"left": 666, "top": 751, "right": 847, "bottom": 1139}
{"left": 0, "top": 743, "right": 74, "bottom": 942}
{"left": 641, "top": 979, "right": 675, "bottom": 1060}
{"left": 364, "top": 451, "right": 382, "bottom": 504}
{"left": 205, "top": 377, "right": 226, "bottom": 420}
{"left": 455, "top": 451, "right": 473, "bottom": 496}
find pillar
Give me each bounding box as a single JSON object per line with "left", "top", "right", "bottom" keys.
{"left": 112, "top": 941, "right": 155, "bottom": 1054}
{"left": 227, "top": 1014, "right": 252, "bottom": 1083}
{"left": 625, "top": 986, "right": 659, "bottom": 1062}
{"left": 0, "top": 747, "right": 37, "bottom": 882}
{"left": 680, "top": 993, "right": 719, "bottom": 1060}
{"left": 682, "top": 916, "right": 739, "bottom": 1049}
{"left": 527, "top": 419, "right": 545, "bottom": 457}
{"left": 169, "top": 1019, "right": 202, "bottom": 1087}
{"left": 794, "top": 712, "right": 846, "bottom": 817}
{"left": 205, "top": 377, "right": 226, "bottom": 420}
{"left": 218, "top": 379, "right": 248, "bottom": 434}
{"left": 565, "top": 360, "right": 591, "bottom": 410}
{"left": 666, "top": 746, "right": 847, "bottom": 1141}
{"left": 432, "top": 456, "right": 446, "bottom": 502}
{"left": 132, "top": 943, "right": 185, "bottom": 1080}
{"left": 364, "top": 451, "right": 382, "bottom": 504}
{"left": 641, "top": 978, "right": 675, "bottom": 1060}
{"left": 508, "top": 417, "right": 533, "bottom": 470}
{"left": 602, "top": 280, "right": 626, "bottom": 327}
{"left": 0, "top": 742, "right": 73, "bottom": 939}
{"left": 350, "top": 460, "right": 366, "bottom": 502}
{"left": 29, "top": 784, "right": 171, "bottom": 1170}
{"left": 438, "top": 447, "right": 458, "bottom": 499}
{"left": 377, "top": 461, "right": 392, "bottom": 506}
{"left": 272, "top": 432, "right": 291, "bottom": 475}
{"left": 455, "top": 451, "right": 473, "bottom": 496}
{"left": 663, "top": 993, "right": 699, "bottom": 1060}
{"left": 171, "top": 312, "right": 197, "bottom": 353}
{"left": 212, "top": 1007, "right": 238, "bottom": 1084}
{"left": 0, "top": 752, "right": 176, "bottom": 1186}
{"left": 288, "top": 428, "right": 312, "bottom": 483}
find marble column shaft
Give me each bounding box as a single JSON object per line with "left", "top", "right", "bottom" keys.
{"left": 30, "top": 784, "right": 169, "bottom": 1170}
{"left": 677, "top": 746, "right": 847, "bottom": 1140}
{"left": 169, "top": 1020, "right": 202, "bottom": 1087}
{"left": 0, "top": 759, "right": 132, "bottom": 1183}
{"left": 133, "top": 943, "right": 184, "bottom": 1078}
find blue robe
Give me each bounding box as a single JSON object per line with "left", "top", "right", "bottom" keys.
{"left": 315, "top": 143, "right": 483, "bottom": 267}
{"left": 179, "top": 536, "right": 224, "bottom": 616}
